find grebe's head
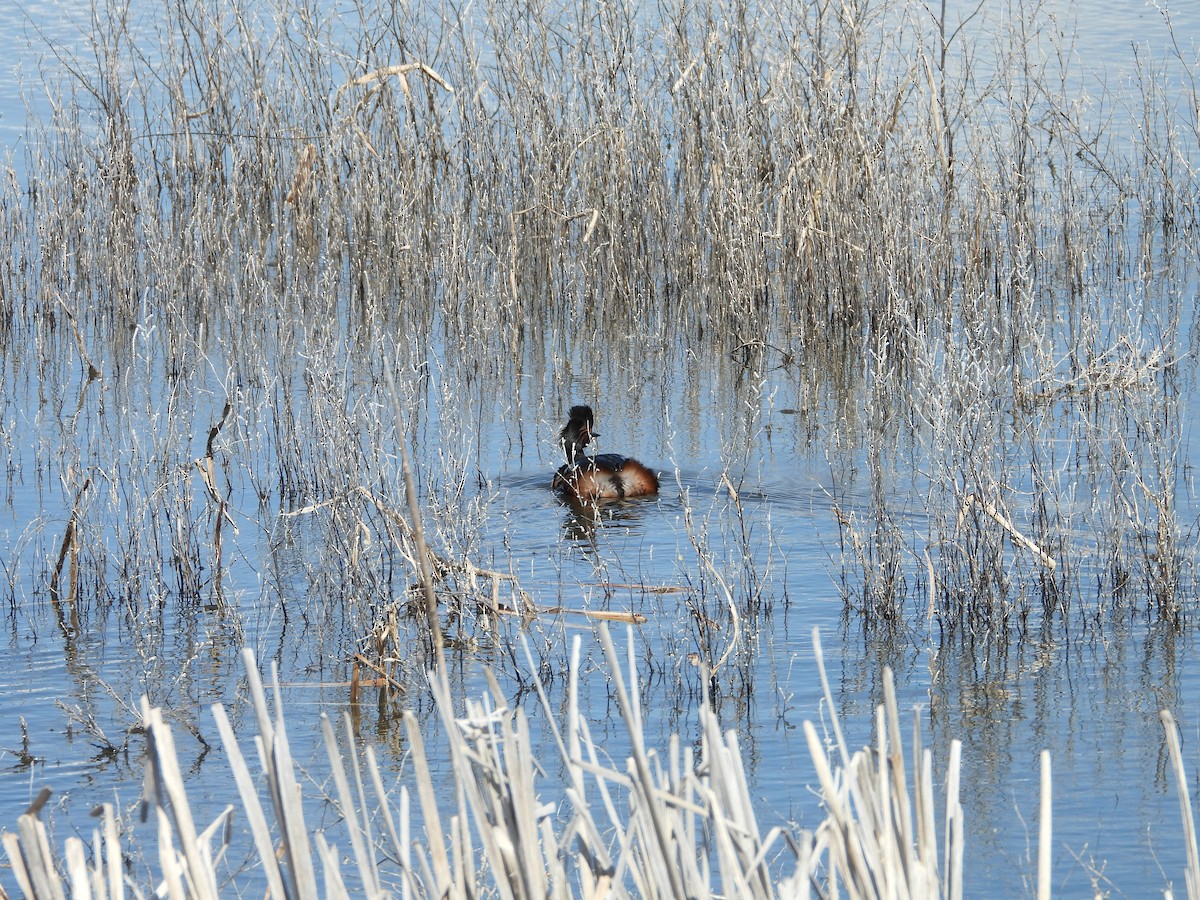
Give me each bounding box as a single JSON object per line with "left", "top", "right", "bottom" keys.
{"left": 560, "top": 405, "right": 597, "bottom": 462}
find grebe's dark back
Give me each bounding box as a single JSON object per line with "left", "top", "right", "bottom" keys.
{"left": 551, "top": 405, "right": 659, "bottom": 501}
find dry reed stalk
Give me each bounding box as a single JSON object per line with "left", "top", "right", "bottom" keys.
{"left": 281, "top": 481, "right": 534, "bottom": 651}
{"left": 1038, "top": 750, "right": 1052, "bottom": 900}
{"left": 284, "top": 143, "right": 316, "bottom": 206}
{"left": 539, "top": 607, "right": 647, "bottom": 623}
{"left": 333, "top": 62, "right": 454, "bottom": 108}
{"left": 1161, "top": 710, "right": 1200, "bottom": 898}
{"left": 402, "top": 706, "right": 454, "bottom": 895}
{"left": 805, "top": 622, "right": 968, "bottom": 898}
{"left": 55, "top": 298, "right": 100, "bottom": 382}
{"left": 60, "top": 802, "right": 125, "bottom": 900}
{"left": 595, "top": 582, "right": 693, "bottom": 594}
{"left": 284, "top": 142, "right": 317, "bottom": 246}
{"left": 319, "top": 714, "right": 382, "bottom": 896}
{"left": 197, "top": 400, "right": 235, "bottom": 604}
{"left": 239, "top": 650, "right": 321, "bottom": 896}
{"left": 210, "top": 702, "right": 292, "bottom": 898}
{"left": 3, "top": 789, "right": 62, "bottom": 899}
{"left": 958, "top": 493, "right": 1057, "bottom": 571}
{"left": 384, "top": 366, "right": 444, "bottom": 665}
{"left": 596, "top": 625, "right": 688, "bottom": 898}
{"left": 139, "top": 698, "right": 223, "bottom": 897}
{"left": 351, "top": 653, "right": 406, "bottom": 692}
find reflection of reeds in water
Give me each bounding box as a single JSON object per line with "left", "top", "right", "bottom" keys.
{"left": 23, "top": 627, "right": 1199, "bottom": 898}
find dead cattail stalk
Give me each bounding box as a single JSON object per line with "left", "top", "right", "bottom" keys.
{"left": 284, "top": 143, "right": 316, "bottom": 206}
{"left": 56, "top": 298, "right": 100, "bottom": 382}
{"left": 197, "top": 400, "right": 235, "bottom": 604}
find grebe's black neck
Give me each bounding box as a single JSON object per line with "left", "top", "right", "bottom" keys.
{"left": 559, "top": 405, "right": 597, "bottom": 465}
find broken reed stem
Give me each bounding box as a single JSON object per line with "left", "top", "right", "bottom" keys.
{"left": 199, "top": 400, "right": 235, "bottom": 605}
{"left": 383, "top": 364, "right": 444, "bottom": 668}
{"left": 50, "top": 476, "right": 91, "bottom": 611}
{"left": 959, "top": 492, "right": 1057, "bottom": 571}
{"left": 4, "top": 789, "right": 60, "bottom": 899}
{"left": 351, "top": 652, "right": 405, "bottom": 692}
{"left": 539, "top": 606, "right": 646, "bottom": 623}
{"left": 332, "top": 61, "right": 454, "bottom": 109}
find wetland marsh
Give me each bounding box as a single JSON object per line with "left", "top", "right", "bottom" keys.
{"left": 2, "top": 0, "right": 1200, "bottom": 894}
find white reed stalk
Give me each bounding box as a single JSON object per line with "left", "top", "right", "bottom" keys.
{"left": 945, "top": 740, "right": 963, "bottom": 900}
{"left": 1161, "top": 710, "right": 1200, "bottom": 898}
{"left": 1038, "top": 749, "right": 1052, "bottom": 900}
{"left": 402, "top": 706, "right": 454, "bottom": 892}
{"left": 140, "top": 700, "right": 219, "bottom": 898}
{"left": 63, "top": 838, "right": 90, "bottom": 900}
{"left": 319, "top": 713, "right": 382, "bottom": 897}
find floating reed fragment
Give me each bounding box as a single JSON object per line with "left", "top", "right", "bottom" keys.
{"left": 596, "top": 581, "right": 695, "bottom": 594}
{"left": 540, "top": 606, "right": 647, "bottom": 623}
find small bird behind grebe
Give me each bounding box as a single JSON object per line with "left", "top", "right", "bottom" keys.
{"left": 551, "top": 405, "right": 659, "bottom": 502}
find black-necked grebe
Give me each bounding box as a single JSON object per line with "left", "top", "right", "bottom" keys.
{"left": 551, "top": 405, "right": 659, "bottom": 501}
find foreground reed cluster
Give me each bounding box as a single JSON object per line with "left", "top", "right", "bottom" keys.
{"left": 0, "top": 0, "right": 1195, "bottom": 657}
{"left": 5, "top": 627, "right": 1200, "bottom": 898}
